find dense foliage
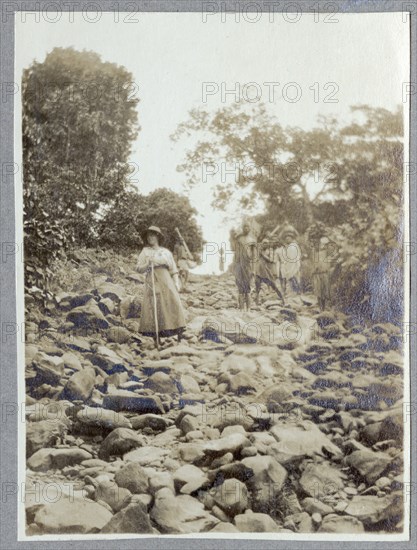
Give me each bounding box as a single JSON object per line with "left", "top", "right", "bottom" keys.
{"left": 97, "top": 187, "right": 203, "bottom": 254}
{"left": 22, "top": 48, "right": 204, "bottom": 303}
{"left": 173, "top": 104, "right": 404, "bottom": 323}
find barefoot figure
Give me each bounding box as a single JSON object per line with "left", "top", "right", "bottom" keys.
{"left": 231, "top": 223, "right": 256, "bottom": 310}
{"left": 255, "top": 235, "right": 285, "bottom": 306}
{"left": 137, "top": 226, "right": 186, "bottom": 347}
{"left": 276, "top": 226, "right": 302, "bottom": 298}
{"left": 173, "top": 236, "right": 190, "bottom": 292}
{"left": 308, "top": 223, "right": 337, "bottom": 311}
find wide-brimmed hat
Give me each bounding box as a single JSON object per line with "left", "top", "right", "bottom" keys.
{"left": 145, "top": 226, "right": 164, "bottom": 239}
{"left": 279, "top": 224, "right": 299, "bottom": 240}
{"left": 281, "top": 229, "right": 297, "bottom": 239}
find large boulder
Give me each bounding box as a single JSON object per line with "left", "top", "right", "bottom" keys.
{"left": 144, "top": 372, "right": 177, "bottom": 394}
{"left": 150, "top": 488, "right": 219, "bottom": 533}
{"left": 173, "top": 465, "right": 208, "bottom": 494}
{"left": 95, "top": 480, "right": 131, "bottom": 512}
{"left": 241, "top": 455, "right": 287, "bottom": 513}
{"left": 96, "top": 282, "right": 126, "bottom": 302}
{"left": 220, "top": 354, "right": 257, "bottom": 376}
{"left": 101, "top": 503, "right": 153, "bottom": 534}
{"left": 344, "top": 495, "right": 400, "bottom": 525}
{"left": 211, "top": 478, "right": 248, "bottom": 517}
{"left": 114, "top": 462, "right": 149, "bottom": 494}
{"left": 234, "top": 512, "right": 281, "bottom": 532}
{"left": 124, "top": 446, "right": 170, "bottom": 467}
{"left": 26, "top": 419, "right": 69, "bottom": 457}
{"left": 120, "top": 295, "right": 141, "bottom": 319}
{"left": 63, "top": 367, "right": 96, "bottom": 401}
{"left": 202, "top": 433, "right": 250, "bottom": 457}
{"left": 130, "top": 414, "right": 173, "bottom": 431}
{"left": 256, "top": 383, "right": 294, "bottom": 412}
{"left": 61, "top": 351, "right": 83, "bottom": 372}
{"left": 67, "top": 300, "right": 109, "bottom": 329}
{"left": 299, "top": 462, "right": 345, "bottom": 498}
{"left": 346, "top": 449, "right": 391, "bottom": 484}
{"left": 102, "top": 391, "right": 165, "bottom": 414}
{"left": 74, "top": 406, "right": 132, "bottom": 433}
{"left": 107, "top": 326, "right": 132, "bottom": 344}
{"left": 270, "top": 421, "right": 343, "bottom": 460}
{"left": 88, "top": 346, "right": 128, "bottom": 375}
{"left": 27, "top": 448, "right": 92, "bottom": 472}
{"left": 32, "top": 352, "right": 64, "bottom": 385}
{"left": 98, "top": 428, "right": 144, "bottom": 460}
{"left": 318, "top": 513, "right": 364, "bottom": 533}
{"left": 33, "top": 496, "right": 112, "bottom": 534}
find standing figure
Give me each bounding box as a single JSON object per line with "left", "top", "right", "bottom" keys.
{"left": 173, "top": 236, "right": 189, "bottom": 292}
{"left": 137, "top": 226, "right": 186, "bottom": 347}
{"left": 310, "top": 232, "right": 337, "bottom": 311}
{"left": 231, "top": 223, "right": 256, "bottom": 310}
{"left": 219, "top": 245, "right": 225, "bottom": 273}
{"left": 254, "top": 235, "right": 285, "bottom": 306}
{"left": 276, "top": 228, "right": 302, "bottom": 298}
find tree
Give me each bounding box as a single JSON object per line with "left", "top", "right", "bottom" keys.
{"left": 98, "top": 187, "right": 204, "bottom": 255}
{"left": 22, "top": 47, "right": 139, "bottom": 247}
{"left": 173, "top": 103, "right": 404, "bottom": 322}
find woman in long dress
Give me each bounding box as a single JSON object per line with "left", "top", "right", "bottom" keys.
{"left": 136, "top": 226, "right": 186, "bottom": 346}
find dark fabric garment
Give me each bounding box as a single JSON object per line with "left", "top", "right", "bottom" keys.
{"left": 313, "top": 272, "right": 331, "bottom": 301}
{"left": 234, "top": 234, "right": 255, "bottom": 294}
{"left": 256, "top": 252, "right": 276, "bottom": 282}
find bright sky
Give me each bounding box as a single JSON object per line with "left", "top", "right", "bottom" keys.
{"left": 15, "top": 11, "right": 409, "bottom": 273}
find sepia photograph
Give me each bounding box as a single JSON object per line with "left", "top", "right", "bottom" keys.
{"left": 11, "top": 4, "right": 412, "bottom": 541}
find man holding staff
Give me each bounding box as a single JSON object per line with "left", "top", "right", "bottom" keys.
{"left": 136, "top": 226, "right": 186, "bottom": 348}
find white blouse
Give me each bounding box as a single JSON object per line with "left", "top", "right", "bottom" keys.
{"left": 136, "top": 246, "right": 179, "bottom": 275}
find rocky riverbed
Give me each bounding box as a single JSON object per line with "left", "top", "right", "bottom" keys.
{"left": 24, "top": 263, "right": 404, "bottom": 536}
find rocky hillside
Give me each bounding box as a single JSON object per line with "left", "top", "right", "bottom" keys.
{"left": 24, "top": 250, "right": 404, "bottom": 535}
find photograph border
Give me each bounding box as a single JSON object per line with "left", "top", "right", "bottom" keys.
{"left": 1, "top": 1, "right": 416, "bottom": 548}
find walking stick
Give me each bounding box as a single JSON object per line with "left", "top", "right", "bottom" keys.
{"left": 150, "top": 261, "right": 160, "bottom": 350}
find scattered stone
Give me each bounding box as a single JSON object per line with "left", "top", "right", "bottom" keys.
{"left": 75, "top": 406, "right": 132, "bottom": 433}
{"left": 102, "top": 391, "right": 165, "bottom": 414}
{"left": 67, "top": 300, "right": 109, "bottom": 329}
{"left": 98, "top": 428, "right": 144, "bottom": 460}
{"left": 107, "top": 326, "right": 131, "bottom": 344}
{"left": 174, "top": 464, "right": 208, "bottom": 494}
{"left": 101, "top": 503, "right": 153, "bottom": 533}
{"left": 241, "top": 456, "right": 287, "bottom": 512}
{"left": 299, "top": 462, "right": 345, "bottom": 497}
{"left": 26, "top": 419, "right": 70, "bottom": 457}
{"left": 95, "top": 480, "right": 131, "bottom": 512}
{"left": 33, "top": 495, "right": 112, "bottom": 534}
{"left": 344, "top": 495, "right": 400, "bottom": 525}
{"left": 270, "top": 422, "right": 343, "bottom": 460}
{"left": 318, "top": 514, "right": 365, "bottom": 533}
{"left": 178, "top": 374, "right": 200, "bottom": 394}
{"left": 27, "top": 447, "right": 92, "bottom": 472}
{"left": 144, "top": 372, "right": 177, "bottom": 394}
{"left": 63, "top": 367, "right": 96, "bottom": 401}
{"left": 124, "top": 446, "right": 170, "bottom": 466}
{"left": 114, "top": 462, "right": 149, "bottom": 494}
{"left": 130, "top": 414, "right": 173, "bottom": 431}
{"left": 211, "top": 478, "right": 248, "bottom": 516}
{"left": 150, "top": 488, "right": 219, "bottom": 533}
{"left": 202, "top": 433, "right": 249, "bottom": 457}
{"left": 32, "top": 353, "right": 64, "bottom": 385}
{"left": 234, "top": 512, "right": 281, "bottom": 532}
{"left": 346, "top": 449, "right": 391, "bottom": 484}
